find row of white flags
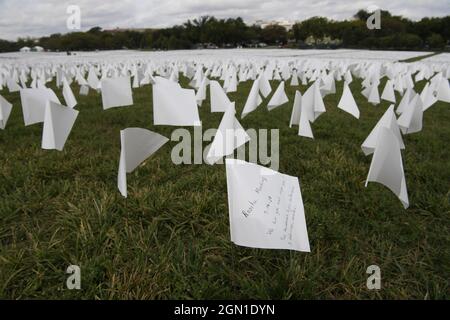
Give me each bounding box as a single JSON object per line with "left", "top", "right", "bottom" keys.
{"left": 1, "top": 56, "right": 449, "bottom": 253}
{"left": 116, "top": 125, "right": 310, "bottom": 252}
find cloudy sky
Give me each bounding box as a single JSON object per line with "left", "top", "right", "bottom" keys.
{"left": 0, "top": 0, "right": 448, "bottom": 40}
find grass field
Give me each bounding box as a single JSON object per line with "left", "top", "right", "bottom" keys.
{"left": 0, "top": 60, "right": 449, "bottom": 299}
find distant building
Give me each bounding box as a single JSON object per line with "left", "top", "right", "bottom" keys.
{"left": 104, "top": 27, "right": 151, "bottom": 33}
{"left": 19, "top": 46, "right": 31, "bottom": 52}
{"left": 305, "top": 35, "right": 342, "bottom": 46}
{"left": 253, "top": 20, "right": 295, "bottom": 31}
{"left": 32, "top": 46, "right": 44, "bottom": 52}
{"left": 305, "top": 36, "right": 316, "bottom": 46}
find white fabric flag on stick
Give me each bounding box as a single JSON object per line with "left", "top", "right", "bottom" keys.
{"left": 258, "top": 72, "right": 272, "bottom": 98}
{"left": 101, "top": 77, "right": 133, "bottom": 110}
{"left": 337, "top": 82, "right": 360, "bottom": 119}
{"left": 0, "top": 94, "right": 13, "bottom": 129}
{"left": 210, "top": 80, "right": 233, "bottom": 113}
{"left": 62, "top": 78, "right": 77, "bottom": 109}
{"left": 41, "top": 101, "right": 79, "bottom": 151}
{"left": 368, "top": 82, "right": 380, "bottom": 105}
{"left": 195, "top": 77, "right": 208, "bottom": 106}
{"left": 152, "top": 81, "right": 201, "bottom": 126}
{"left": 396, "top": 88, "right": 413, "bottom": 115}
{"left": 420, "top": 82, "right": 437, "bottom": 111}
{"left": 362, "top": 105, "right": 404, "bottom": 156}
{"left": 298, "top": 99, "right": 314, "bottom": 139}
{"left": 79, "top": 85, "right": 89, "bottom": 96}
{"left": 226, "top": 72, "right": 238, "bottom": 93}
{"left": 290, "top": 72, "right": 299, "bottom": 86}
{"left": 206, "top": 103, "right": 250, "bottom": 165}
{"left": 365, "top": 127, "right": 409, "bottom": 208}
{"left": 381, "top": 79, "right": 396, "bottom": 103}
{"left": 87, "top": 67, "right": 100, "bottom": 90}
{"left": 225, "top": 159, "right": 310, "bottom": 252}
{"left": 267, "top": 81, "right": 289, "bottom": 111}
{"left": 7, "top": 78, "right": 21, "bottom": 93}
{"left": 344, "top": 70, "right": 353, "bottom": 84}
{"left": 295, "top": 81, "right": 325, "bottom": 138}
{"left": 118, "top": 128, "right": 169, "bottom": 198}
{"left": 436, "top": 77, "right": 450, "bottom": 103}
{"left": 397, "top": 93, "right": 423, "bottom": 134}
{"left": 303, "top": 81, "right": 326, "bottom": 121}
{"left": 20, "top": 88, "right": 60, "bottom": 126}
{"left": 289, "top": 91, "right": 302, "bottom": 127}
{"left": 241, "top": 78, "right": 262, "bottom": 119}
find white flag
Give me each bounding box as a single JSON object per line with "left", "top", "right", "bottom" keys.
{"left": 267, "top": 81, "right": 289, "bottom": 111}
{"left": 118, "top": 128, "right": 169, "bottom": 197}
{"left": 397, "top": 94, "right": 423, "bottom": 134}
{"left": 0, "top": 94, "right": 13, "bottom": 129}
{"left": 210, "top": 80, "right": 232, "bottom": 113}
{"left": 365, "top": 127, "right": 409, "bottom": 208}
{"left": 225, "top": 159, "right": 310, "bottom": 252}
{"left": 381, "top": 79, "right": 396, "bottom": 103}
{"left": 152, "top": 80, "right": 201, "bottom": 126}
{"left": 62, "top": 78, "right": 77, "bottom": 109}
{"left": 241, "top": 78, "right": 262, "bottom": 119}
{"left": 101, "top": 77, "right": 133, "bottom": 110}
{"left": 436, "top": 77, "right": 450, "bottom": 103}
{"left": 206, "top": 104, "right": 250, "bottom": 165}
{"left": 362, "top": 105, "right": 404, "bottom": 156}
{"left": 41, "top": 101, "right": 79, "bottom": 151}
{"left": 337, "top": 82, "right": 360, "bottom": 119}
{"left": 20, "top": 88, "right": 60, "bottom": 126}
{"left": 289, "top": 91, "right": 302, "bottom": 127}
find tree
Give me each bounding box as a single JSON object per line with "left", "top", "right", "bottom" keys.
{"left": 293, "top": 17, "right": 330, "bottom": 41}
{"left": 261, "top": 25, "right": 287, "bottom": 45}
{"left": 2, "top": 11, "right": 449, "bottom": 52}
{"left": 427, "top": 33, "right": 445, "bottom": 49}
{"left": 88, "top": 26, "right": 102, "bottom": 34}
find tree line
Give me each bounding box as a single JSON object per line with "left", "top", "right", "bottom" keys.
{"left": 0, "top": 10, "right": 448, "bottom": 52}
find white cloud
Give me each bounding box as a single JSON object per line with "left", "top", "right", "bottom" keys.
{"left": 0, "top": 0, "right": 448, "bottom": 40}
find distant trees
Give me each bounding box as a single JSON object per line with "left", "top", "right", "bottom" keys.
{"left": 261, "top": 25, "right": 287, "bottom": 45}
{"left": 292, "top": 10, "right": 448, "bottom": 50}
{"left": 0, "top": 39, "right": 17, "bottom": 52}
{"left": 427, "top": 33, "right": 446, "bottom": 49}
{"left": 0, "top": 10, "right": 448, "bottom": 52}
{"left": 293, "top": 17, "right": 331, "bottom": 41}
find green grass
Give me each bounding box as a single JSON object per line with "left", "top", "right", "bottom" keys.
{"left": 0, "top": 68, "right": 449, "bottom": 299}
{"left": 398, "top": 52, "right": 441, "bottom": 63}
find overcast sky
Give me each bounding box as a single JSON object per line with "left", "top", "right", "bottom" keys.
{"left": 0, "top": 0, "right": 448, "bottom": 40}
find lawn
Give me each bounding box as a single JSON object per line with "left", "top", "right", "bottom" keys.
{"left": 0, "top": 58, "right": 449, "bottom": 299}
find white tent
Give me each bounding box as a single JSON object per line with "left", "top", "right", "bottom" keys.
{"left": 32, "top": 46, "right": 44, "bottom": 52}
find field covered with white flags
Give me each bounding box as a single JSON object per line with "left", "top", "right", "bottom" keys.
{"left": 0, "top": 49, "right": 449, "bottom": 299}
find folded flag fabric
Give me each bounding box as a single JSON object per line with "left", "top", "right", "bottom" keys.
{"left": 118, "top": 128, "right": 169, "bottom": 197}
{"left": 365, "top": 127, "right": 409, "bottom": 208}
{"left": 337, "top": 82, "right": 360, "bottom": 119}
{"left": 20, "top": 88, "right": 60, "bottom": 126}
{"left": 101, "top": 76, "right": 133, "bottom": 110}
{"left": 225, "top": 159, "right": 310, "bottom": 252}
{"left": 361, "top": 105, "right": 404, "bottom": 156}
{"left": 152, "top": 80, "right": 201, "bottom": 126}
{"left": 241, "top": 78, "right": 262, "bottom": 119}
{"left": 289, "top": 91, "right": 302, "bottom": 127}
{"left": 62, "top": 77, "right": 77, "bottom": 109}
{"left": 210, "top": 80, "right": 232, "bottom": 113}
{"left": 397, "top": 93, "right": 423, "bottom": 134}
{"left": 381, "top": 79, "right": 396, "bottom": 103}
{"left": 206, "top": 103, "right": 250, "bottom": 165}
{"left": 0, "top": 94, "right": 13, "bottom": 129}
{"left": 267, "top": 81, "right": 289, "bottom": 111}
{"left": 42, "top": 101, "right": 79, "bottom": 151}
